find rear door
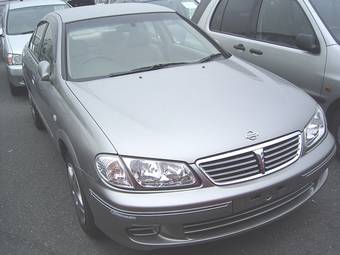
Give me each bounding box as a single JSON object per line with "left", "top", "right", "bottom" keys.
{"left": 200, "top": 0, "right": 327, "bottom": 100}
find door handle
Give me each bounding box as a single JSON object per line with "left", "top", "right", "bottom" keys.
{"left": 233, "top": 43, "right": 246, "bottom": 51}
{"left": 249, "top": 48, "right": 263, "bottom": 55}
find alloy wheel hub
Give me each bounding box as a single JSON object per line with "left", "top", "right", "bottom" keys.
{"left": 67, "top": 163, "right": 85, "bottom": 223}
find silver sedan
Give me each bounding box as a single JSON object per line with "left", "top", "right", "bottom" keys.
{"left": 22, "top": 3, "right": 335, "bottom": 250}
{"left": 0, "top": 0, "right": 68, "bottom": 95}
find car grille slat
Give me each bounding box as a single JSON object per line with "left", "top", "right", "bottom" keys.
{"left": 209, "top": 165, "right": 259, "bottom": 178}
{"left": 196, "top": 132, "right": 301, "bottom": 185}
{"left": 199, "top": 154, "right": 254, "bottom": 168}
{"left": 264, "top": 137, "right": 299, "bottom": 154}
{"left": 264, "top": 142, "right": 299, "bottom": 160}
{"left": 265, "top": 154, "right": 297, "bottom": 170}
{"left": 213, "top": 169, "right": 260, "bottom": 182}
{"left": 265, "top": 149, "right": 298, "bottom": 165}
{"left": 203, "top": 159, "right": 258, "bottom": 173}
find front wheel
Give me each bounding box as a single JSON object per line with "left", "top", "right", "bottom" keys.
{"left": 65, "top": 154, "right": 101, "bottom": 237}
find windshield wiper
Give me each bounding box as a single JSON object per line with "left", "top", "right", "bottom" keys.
{"left": 108, "top": 62, "right": 192, "bottom": 77}
{"left": 198, "top": 53, "right": 224, "bottom": 63}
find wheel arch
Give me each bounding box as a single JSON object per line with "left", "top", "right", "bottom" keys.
{"left": 326, "top": 98, "right": 340, "bottom": 127}
{"left": 57, "top": 131, "right": 80, "bottom": 168}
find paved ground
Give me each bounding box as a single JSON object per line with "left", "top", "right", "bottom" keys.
{"left": 0, "top": 60, "right": 339, "bottom": 255}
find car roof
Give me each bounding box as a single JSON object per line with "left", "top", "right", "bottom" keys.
{"left": 9, "top": 0, "right": 66, "bottom": 10}
{"left": 54, "top": 3, "right": 174, "bottom": 23}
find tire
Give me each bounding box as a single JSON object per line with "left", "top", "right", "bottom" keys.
{"left": 330, "top": 112, "right": 340, "bottom": 159}
{"left": 9, "top": 81, "right": 21, "bottom": 96}
{"left": 64, "top": 154, "right": 101, "bottom": 238}
{"left": 28, "top": 95, "right": 45, "bottom": 130}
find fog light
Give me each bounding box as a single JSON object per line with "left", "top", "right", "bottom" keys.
{"left": 127, "top": 225, "right": 160, "bottom": 237}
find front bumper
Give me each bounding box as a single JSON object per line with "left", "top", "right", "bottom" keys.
{"left": 7, "top": 64, "right": 25, "bottom": 87}
{"left": 85, "top": 133, "right": 336, "bottom": 250}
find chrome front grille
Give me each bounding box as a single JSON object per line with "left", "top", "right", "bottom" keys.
{"left": 196, "top": 132, "right": 302, "bottom": 185}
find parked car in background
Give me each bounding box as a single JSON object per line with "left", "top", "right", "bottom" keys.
{"left": 94, "top": 0, "right": 108, "bottom": 4}
{"left": 23, "top": 3, "right": 335, "bottom": 250}
{"left": 193, "top": 0, "right": 340, "bottom": 157}
{"left": 67, "top": 0, "right": 94, "bottom": 7}
{"left": 110, "top": 0, "right": 198, "bottom": 19}
{"left": 0, "top": 0, "right": 14, "bottom": 55}
{"left": 0, "top": 0, "right": 68, "bottom": 95}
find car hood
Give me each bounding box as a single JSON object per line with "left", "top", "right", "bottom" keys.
{"left": 7, "top": 34, "right": 32, "bottom": 54}
{"left": 67, "top": 57, "right": 316, "bottom": 163}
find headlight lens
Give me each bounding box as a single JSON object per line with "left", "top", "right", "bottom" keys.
{"left": 303, "top": 106, "right": 326, "bottom": 151}
{"left": 123, "top": 158, "right": 197, "bottom": 189}
{"left": 7, "top": 53, "right": 22, "bottom": 65}
{"left": 95, "top": 155, "right": 198, "bottom": 190}
{"left": 95, "top": 155, "right": 133, "bottom": 189}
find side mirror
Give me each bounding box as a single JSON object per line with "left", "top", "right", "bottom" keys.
{"left": 38, "top": 61, "right": 51, "bottom": 81}
{"left": 296, "top": 33, "right": 320, "bottom": 54}
{"left": 0, "top": 28, "right": 3, "bottom": 37}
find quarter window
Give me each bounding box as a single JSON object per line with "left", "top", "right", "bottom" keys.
{"left": 256, "top": 0, "right": 315, "bottom": 48}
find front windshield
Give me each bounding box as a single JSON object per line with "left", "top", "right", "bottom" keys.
{"left": 310, "top": 0, "right": 340, "bottom": 43}
{"left": 7, "top": 5, "right": 67, "bottom": 35}
{"left": 66, "top": 12, "right": 221, "bottom": 80}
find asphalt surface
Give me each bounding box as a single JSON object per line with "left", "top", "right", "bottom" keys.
{"left": 0, "top": 60, "right": 339, "bottom": 255}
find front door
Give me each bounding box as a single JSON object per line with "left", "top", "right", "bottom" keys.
{"left": 35, "top": 22, "right": 59, "bottom": 138}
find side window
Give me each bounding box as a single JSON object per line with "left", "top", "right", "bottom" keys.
{"left": 0, "top": 7, "right": 3, "bottom": 28}
{"left": 30, "top": 23, "right": 47, "bottom": 59}
{"left": 210, "top": 0, "right": 228, "bottom": 31}
{"left": 257, "top": 0, "right": 315, "bottom": 48}
{"left": 220, "top": 0, "right": 262, "bottom": 37}
{"left": 39, "top": 25, "right": 54, "bottom": 64}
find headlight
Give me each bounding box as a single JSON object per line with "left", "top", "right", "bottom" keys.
{"left": 303, "top": 106, "right": 326, "bottom": 152}
{"left": 7, "top": 53, "right": 22, "bottom": 65}
{"left": 95, "top": 155, "right": 133, "bottom": 189}
{"left": 95, "top": 154, "right": 198, "bottom": 190}
{"left": 123, "top": 158, "right": 198, "bottom": 189}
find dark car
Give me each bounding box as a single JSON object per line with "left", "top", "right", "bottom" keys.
{"left": 67, "top": 0, "right": 94, "bottom": 7}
